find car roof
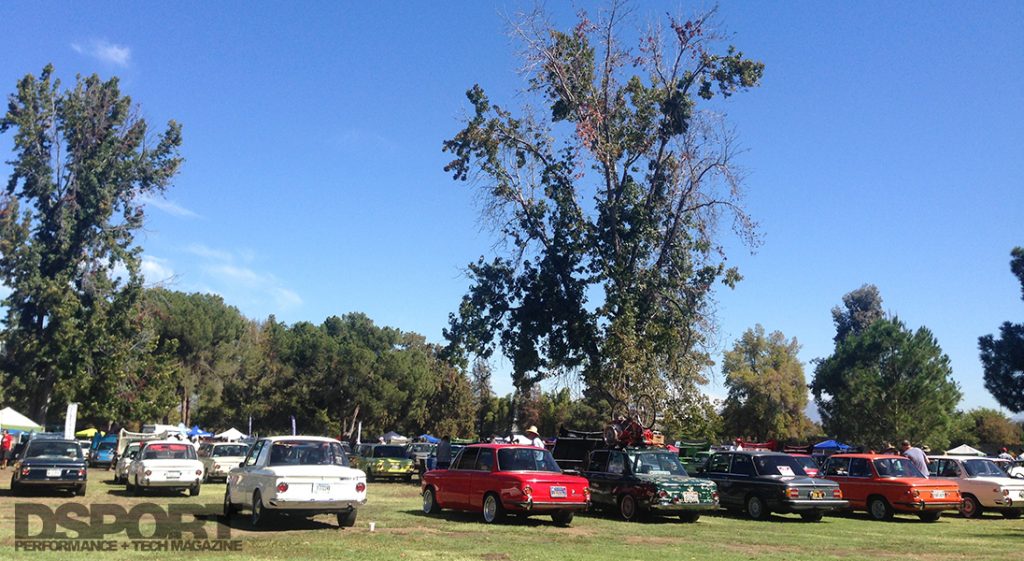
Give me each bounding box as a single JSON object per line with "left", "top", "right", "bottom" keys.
{"left": 721, "top": 450, "right": 789, "bottom": 457}
{"left": 142, "top": 440, "right": 195, "bottom": 446}
{"left": 27, "top": 438, "right": 78, "bottom": 446}
{"left": 261, "top": 435, "right": 341, "bottom": 444}
{"left": 467, "top": 443, "right": 544, "bottom": 450}
{"left": 829, "top": 453, "right": 904, "bottom": 460}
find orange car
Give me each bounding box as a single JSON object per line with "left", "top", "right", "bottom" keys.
{"left": 821, "top": 453, "right": 961, "bottom": 522}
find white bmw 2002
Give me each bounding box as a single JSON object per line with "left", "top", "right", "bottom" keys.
{"left": 199, "top": 442, "right": 250, "bottom": 482}
{"left": 930, "top": 455, "right": 1024, "bottom": 519}
{"left": 223, "top": 436, "right": 367, "bottom": 528}
{"left": 127, "top": 440, "right": 205, "bottom": 496}
{"left": 114, "top": 442, "right": 142, "bottom": 484}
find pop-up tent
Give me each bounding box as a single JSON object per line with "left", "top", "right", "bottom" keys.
{"left": 813, "top": 439, "right": 852, "bottom": 452}
{"left": 75, "top": 427, "right": 102, "bottom": 438}
{"left": 945, "top": 444, "right": 986, "bottom": 456}
{"left": 0, "top": 407, "right": 42, "bottom": 432}
{"left": 417, "top": 434, "right": 440, "bottom": 444}
{"left": 187, "top": 425, "right": 213, "bottom": 438}
{"left": 216, "top": 428, "right": 247, "bottom": 441}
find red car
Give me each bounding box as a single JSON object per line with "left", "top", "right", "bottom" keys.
{"left": 821, "top": 453, "right": 961, "bottom": 521}
{"left": 421, "top": 443, "right": 590, "bottom": 525}
{"left": 790, "top": 454, "right": 820, "bottom": 477}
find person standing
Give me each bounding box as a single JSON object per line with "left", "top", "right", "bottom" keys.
{"left": 900, "top": 440, "right": 929, "bottom": 478}
{"left": 525, "top": 426, "right": 545, "bottom": 449}
{"left": 0, "top": 430, "right": 13, "bottom": 469}
{"left": 997, "top": 447, "right": 1015, "bottom": 461}
{"left": 435, "top": 436, "right": 452, "bottom": 470}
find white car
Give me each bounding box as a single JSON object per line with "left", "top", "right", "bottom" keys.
{"left": 929, "top": 455, "right": 1024, "bottom": 519}
{"left": 114, "top": 442, "right": 142, "bottom": 483}
{"left": 223, "top": 436, "right": 367, "bottom": 528}
{"left": 127, "top": 440, "right": 204, "bottom": 496}
{"left": 199, "top": 442, "right": 250, "bottom": 482}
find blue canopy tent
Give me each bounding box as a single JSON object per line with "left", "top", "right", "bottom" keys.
{"left": 188, "top": 425, "right": 213, "bottom": 438}
{"left": 813, "top": 439, "right": 851, "bottom": 452}
{"left": 418, "top": 434, "right": 440, "bottom": 444}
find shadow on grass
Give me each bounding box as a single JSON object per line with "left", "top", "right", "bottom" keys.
{"left": 401, "top": 509, "right": 570, "bottom": 527}
{"left": 220, "top": 512, "right": 342, "bottom": 532}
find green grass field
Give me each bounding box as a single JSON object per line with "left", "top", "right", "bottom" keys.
{"left": 1, "top": 470, "right": 1020, "bottom": 561}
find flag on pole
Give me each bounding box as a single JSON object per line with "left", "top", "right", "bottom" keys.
{"left": 64, "top": 403, "right": 78, "bottom": 440}
{"left": 290, "top": 415, "right": 296, "bottom": 436}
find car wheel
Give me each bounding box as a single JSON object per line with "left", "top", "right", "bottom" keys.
{"left": 422, "top": 486, "right": 442, "bottom": 514}
{"left": 10, "top": 478, "right": 21, "bottom": 496}
{"left": 76, "top": 484, "right": 87, "bottom": 497}
{"left": 960, "top": 494, "right": 982, "bottom": 519}
{"left": 619, "top": 494, "right": 641, "bottom": 521}
{"left": 800, "top": 511, "right": 823, "bottom": 522}
{"left": 551, "top": 510, "right": 574, "bottom": 526}
{"left": 337, "top": 509, "right": 357, "bottom": 528}
{"left": 678, "top": 512, "right": 701, "bottom": 523}
{"left": 867, "top": 496, "right": 893, "bottom": 521}
{"left": 746, "top": 495, "right": 769, "bottom": 521}
{"left": 131, "top": 476, "right": 142, "bottom": 496}
{"left": 1002, "top": 509, "right": 1022, "bottom": 520}
{"left": 482, "top": 493, "right": 506, "bottom": 524}
{"left": 251, "top": 490, "right": 273, "bottom": 528}
{"left": 223, "top": 488, "right": 238, "bottom": 520}
{"left": 918, "top": 511, "right": 941, "bottom": 522}
{"left": 190, "top": 482, "right": 201, "bottom": 497}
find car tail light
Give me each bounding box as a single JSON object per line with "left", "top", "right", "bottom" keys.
{"left": 1002, "top": 488, "right": 1010, "bottom": 496}
{"left": 195, "top": 470, "right": 203, "bottom": 476}
{"left": 521, "top": 485, "right": 533, "bottom": 497}
{"left": 583, "top": 487, "right": 591, "bottom": 500}
{"left": 712, "top": 491, "right": 719, "bottom": 502}
{"left": 214, "top": 464, "right": 221, "bottom": 470}
{"left": 78, "top": 469, "right": 86, "bottom": 477}
{"left": 356, "top": 482, "right": 366, "bottom": 493}
{"left": 910, "top": 489, "right": 920, "bottom": 498}
{"left": 786, "top": 488, "right": 799, "bottom": 499}
{"left": 657, "top": 489, "right": 669, "bottom": 499}
{"left": 277, "top": 482, "right": 289, "bottom": 493}
{"left": 145, "top": 470, "right": 152, "bottom": 476}
{"left": 833, "top": 488, "right": 842, "bottom": 499}
{"left": 20, "top": 467, "right": 30, "bottom": 477}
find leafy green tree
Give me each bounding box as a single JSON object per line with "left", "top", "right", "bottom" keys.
{"left": 979, "top": 247, "right": 1024, "bottom": 412}
{"left": 721, "top": 325, "right": 816, "bottom": 441}
{"left": 811, "top": 316, "right": 962, "bottom": 449}
{"left": 0, "top": 66, "right": 182, "bottom": 423}
{"left": 470, "top": 358, "right": 493, "bottom": 437}
{"left": 831, "top": 284, "right": 884, "bottom": 343}
{"left": 948, "top": 408, "right": 1022, "bottom": 448}
{"left": 441, "top": 4, "right": 763, "bottom": 407}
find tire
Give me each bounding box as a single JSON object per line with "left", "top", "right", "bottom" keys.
{"left": 1002, "top": 509, "right": 1022, "bottom": 520}
{"left": 126, "top": 477, "right": 134, "bottom": 494}
{"left": 918, "top": 511, "right": 941, "bottom": 522}
{"left": 405, "top": 474, "right": 414, "bottom": 483}
{"left": 190, "top": 483, "right": 201, "bottom": 497}
{"left": 960, "top": 495, "right": 982, "bottom": 519}
{"left": 482, "top": 493, "right": 506, "bottom": 524}
{"left": 619, "top": 494, "right": 641, "bottom": 521}
{"left": 251, "top": 490, "right": 273, "bottom": 528}
{"left": 551, "top": 510, "right": 574, "bottom": 526}
{"left": 867, "top": 496, "right": 893, "bottom": 521}
{"left": 678, "top": 512, "right": 701, "bottom": 523}
{"left": 337, "top": 508, "right": 357, "bottom": 528}
{"left": 422, "top": 487, "right": 442, "bottom": 514}
{"left": 131, "top": 476, "right": 142, "bottom": 496}
{"left": 10, "top": 478, "right": 21, "bottom": 496}
{"left": 800, "top": 511, "right": 823, "bottom": 522}
{"left": 223, "top": 488, "right": 238, "bottom": 519}
{"left": 746, "top": 495, "right": 769, "bottom": 521}
{"left": 76, "top": 484, "right": 87, "bottom": 497}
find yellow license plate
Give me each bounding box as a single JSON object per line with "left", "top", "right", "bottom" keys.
{"left": 810, "top": 490, "right": 825, "bottom": 499}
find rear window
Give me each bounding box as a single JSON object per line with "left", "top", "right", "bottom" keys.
{"left": 212, "top": 445, "right": 249, "bottom": 457}
{"left": 142, "top": 443, "right": 197, "bottom": 461}
{"left": 268, "top": 440, "right": 349, "bottom": 467}
{"left": 497, "top": 448, "right": 561, "bottom": 472}
{"left": 26, "top": 441, "right": 82, "bottom": 459}
{"left": 753, "top": 455, "right": 807, "bottom": 476}
{"left": 372, "top": 445, "right": 407, "bottom": 458}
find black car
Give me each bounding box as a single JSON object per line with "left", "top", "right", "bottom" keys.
{"left": 11, "top": 438, "right": 88, "bottom": 495}
{"left": 695, "top": 451, "right": 847, "bottom": 521}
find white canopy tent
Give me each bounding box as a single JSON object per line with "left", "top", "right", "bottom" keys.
{"left": 945, "top": 444, "right": 986, "bottom": 456}
{"left": 216, "top": 427, "right": 247, "bottom": 441}
{"left": 0, "top": 407, "right": 42, "bottom": 432}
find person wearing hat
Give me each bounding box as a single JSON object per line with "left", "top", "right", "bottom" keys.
{"left": 998, "top": 447, "right": 1015, "bottom": 461}
{"left": 524, "top": 426, "right": 544, "bottom": 449}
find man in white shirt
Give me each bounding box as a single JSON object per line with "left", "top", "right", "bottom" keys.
{"left": 525, "top": 426, "right": 545, "bottom": 448}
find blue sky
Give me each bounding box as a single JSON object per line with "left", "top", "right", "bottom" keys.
{"left": 1, "top": 1, "right": 1021, "bottom": 418}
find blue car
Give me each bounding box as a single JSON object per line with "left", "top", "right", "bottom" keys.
{"left": 90, "top": 438, "right": 117, "bottom": 468}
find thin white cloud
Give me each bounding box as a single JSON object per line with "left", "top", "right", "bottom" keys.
{"left": 71, "top": 39, "right": 131, "bottom": 67}
{"left": 141, "top": 256, "right": 176, "bottom": 287}
{"left": 186, "top": 243, "right": 235, "bottom": 263}
{"left": 206, "top": 264, "right": 303, "bottom": 310}
{"left": 140, "top": 194, "right": 200, "bottom": 219}
{"left": 182, "top": 245, "right": 302, "bottom": 313}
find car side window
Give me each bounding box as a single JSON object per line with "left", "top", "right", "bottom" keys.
{"left": 849, "top": 458, "right": 871, "bottom": 477}
{"left": 938, "top": 460, "right": 960, "bottom": 478}
{"left": 708, "top": 453, "right": 731, "bottom": 474}
{"left": 730, "top": 454, "right": 756, "bottom": 476}
{"left": 588, "top": 451, "right": 608, "bottom": 472}
{"left": 475, "top": 449, "right": 494, "bottom": 472}
{"left": 242, "top": 441, "right": 263, "bottom": 467}
{"left": 824, "top": 457, "right": 849, "bottom": 476}
{"left": 608, "top": 452, "right": 626, "bottom": 475}
{"left": 453, "top": 448, "right": 479, "bottom": 470}
{"left": 254, "top": 440, "right": 272, "bottom": 467}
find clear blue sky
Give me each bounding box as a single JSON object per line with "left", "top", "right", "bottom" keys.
{"left": 1, "top": 1, "right": 1021, "bottom": 418}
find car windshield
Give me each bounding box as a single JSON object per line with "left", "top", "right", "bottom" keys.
{"left": 793, "top": 456, "right": 819, "bottom": 472}
{"left": 212, "top": 445, "right": 249, "bottom": 457}
{"left": 629, "top": 451, "right": 688, "bottom": 476}
{"left": 873, "top": 458, "right": 923, "bottom": 478}
{"left": 372, "top": 445, "right": 406, "bottom": 458}
{"left": 753, "top": 455, "right": 808, "bottom": 476}
{"left": 96, "top": 441, "right": 116, "bottom": 451}
{"left": 26, "top": 441, "right": 82, "bottom": 459}
{"left": 497, "top": 448, "right": 561, "bottom": 472}
{"left": 962, "top": 459, "right": 1007, "bottom": 477}
{"left": 125, "top": 444, "right": 140, "bottom": 458}
{"left": 268, "top": 441, "right": 349, "bottom": 466}
{"left": 409, "top": 444, "right": 435, "bottom": 454}
{"left": 142, "top": 443, "right": 197, "bottom": 460}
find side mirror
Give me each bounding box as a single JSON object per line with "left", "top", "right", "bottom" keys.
{"left": 238, "top": 462, "right": 245, "bottom": 468}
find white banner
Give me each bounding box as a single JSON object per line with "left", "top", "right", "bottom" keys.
{"left": 64, "top": 403, "right": 78, "bottom": 439}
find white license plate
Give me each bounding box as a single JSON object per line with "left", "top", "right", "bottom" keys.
{"left": 46, "top": 469, "right": 62, "bottom": 478}
{"left": 550, "top": 486, "right": 567, "bottom": 498}
{"left": 683, "top": 491, "right": 699, "bottom": 503}
{"left": 166, "top": 471, "right": 180, "bottom": 479}
{"left": 315, "top": 483, "right": 331, "bottom": 494}
{"left": 932, "top": 490, "right": 945, "bottom": 499}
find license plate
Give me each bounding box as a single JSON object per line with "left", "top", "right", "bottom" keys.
{"left": 810, "top": 490, "right": 825, "bottom": 500}
{"left": 683, "top": 491, "right": 699, "bottom": 503}
{"left": 550, "top": 486, "right": 567, "bottom": 498}
{"left": 46, "top": 469, "right": 62, "bottom": 478}
{"left": 166, "top": 471, "right": 180, "bottom": 479}
{"left": 315, "top": 483, "right": 331, "bottom": 494}
{"left": 932, "top": 490, "right": 945, "bottom": 499}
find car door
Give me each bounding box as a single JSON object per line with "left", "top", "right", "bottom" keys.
{"left": 729, "top": 453, "right": 758, "bottom": 504}
{"left": 234, "top": 439, "right": 266, "bottom": 507}
{"left": 584, "top": 451, "right": 614, "bottom": 508}
{"left": 705, "top": 453, "right": 736, "bottom": 508}
{"left": 468, "top": 447, "right": 497, "bottom": 510}
{"left": 845, "top": 457, "right": 873, "bottom": 509}
{"left": 822, "top": 457, "right": 853, "bottom": 506}
{"left": 446, "top": 447, "right": 479, "bottom": 509}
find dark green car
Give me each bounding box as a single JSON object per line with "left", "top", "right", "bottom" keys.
{"left": 584, "top": 447, "right": 718, "bottom": 522}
